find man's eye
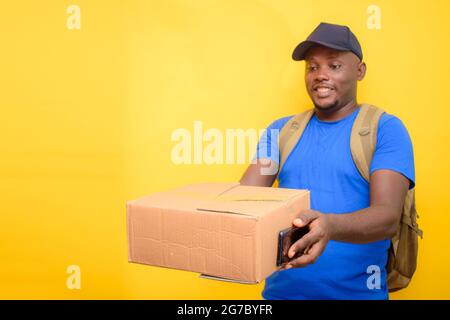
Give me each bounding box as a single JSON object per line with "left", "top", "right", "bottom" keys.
{"left": 308, "top": 66, "right": 318, "bottom": 72}
{"left": 331, "top": 64, "right": 342, "bottom": 70}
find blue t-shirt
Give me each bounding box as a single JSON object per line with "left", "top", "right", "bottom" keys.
{"left": 253, "top": 106, "right": 415, "bottom": 300}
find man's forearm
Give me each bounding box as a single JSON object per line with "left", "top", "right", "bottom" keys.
{"left": 327, "top": 205, "right": 401, "bottom": 244}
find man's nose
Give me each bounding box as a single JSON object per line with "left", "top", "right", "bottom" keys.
{"left": 315, "top": 71, "right": 329, "bottom": 81}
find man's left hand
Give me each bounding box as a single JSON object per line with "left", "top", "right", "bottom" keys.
{"left": 280, "top": 209, "right": 332, "bottom": 270}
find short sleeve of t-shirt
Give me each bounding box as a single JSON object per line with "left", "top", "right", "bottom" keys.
{"left": 370, "top": 114, "right": 416, "bottom": 189}
{"left": 252, "top": 116, "right": 292, "bottom": 164}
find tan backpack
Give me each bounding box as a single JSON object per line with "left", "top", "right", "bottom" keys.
{"left": 278, "top": 103, "right": 423, "bottom": 292}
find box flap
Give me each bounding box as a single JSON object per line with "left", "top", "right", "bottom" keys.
{"left": 196, "top": 200, "right": 285, "bottom": 217}
{"left": 198, "top": 273, "right": 258, "bottom": 284}
{"left": 218, "top": 184, "right": 305, "bottom": 201}
{"left": 195, "top": 184, "right": 308, "bottom": 217}
{"left": 129, "top": 182, "right": 309, "bottom": 218}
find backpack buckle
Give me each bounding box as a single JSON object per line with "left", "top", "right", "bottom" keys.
{"left": 359, "top": 127, "right": 370, "bottom": 136}
{"left": 290, "top": 122, "right": 299, "bottom": 131}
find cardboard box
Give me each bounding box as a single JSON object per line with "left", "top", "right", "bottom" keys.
{"left": 126, "top": 182, "right": 310, "bottom": 283}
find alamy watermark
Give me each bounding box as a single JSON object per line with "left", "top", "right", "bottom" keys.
{"left": 171, "top": 121, "right": 280, "bottom": 175}
{"left": 366, "top": 265, "right": 381, "bottom": 290}
{"left": 367, "top": 4, "right": 381, "bottom": 30}
{"left": 66, "top": 264, "right": 81, "bottom": 290}
{"left": 66, "top": 5, "right": 81, "bottom": 30}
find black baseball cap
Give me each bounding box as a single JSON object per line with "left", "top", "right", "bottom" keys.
{"left": 292, "top": 22, "right": 363, "bottom": 61}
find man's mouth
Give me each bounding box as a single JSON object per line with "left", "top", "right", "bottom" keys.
{"left": 313, "top": 85, "right": 334, "bottom": 98}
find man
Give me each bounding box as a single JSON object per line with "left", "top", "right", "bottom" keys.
{"left": 239, "top": 22, "right": 415, "bottom": 299}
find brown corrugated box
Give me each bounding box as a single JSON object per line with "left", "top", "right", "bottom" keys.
{"left": 126, "top": 182, "right": 310, "bottom": 283}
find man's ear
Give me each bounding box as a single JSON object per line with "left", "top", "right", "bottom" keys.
{"left": 357, "top": 61, "right": 367, "bottom": 81}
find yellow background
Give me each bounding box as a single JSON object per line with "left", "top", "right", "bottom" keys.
{"left": 1, "top": 0, "right": 449, "bottom": 299}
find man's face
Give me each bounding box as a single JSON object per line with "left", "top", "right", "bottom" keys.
{"left": 304, "top": 45, "right": 365, "bottom": 111}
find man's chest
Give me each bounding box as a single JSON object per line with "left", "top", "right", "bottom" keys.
{"left": 279, "top": 124, "right": 362, "bottom": 185}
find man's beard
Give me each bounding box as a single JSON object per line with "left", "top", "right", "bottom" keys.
{"left": 313, "top": 99, "right": 340, "bottom": 112}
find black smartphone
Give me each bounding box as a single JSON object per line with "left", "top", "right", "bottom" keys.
{"left": 276, "top": 226, "right": 309, "bottom": 266}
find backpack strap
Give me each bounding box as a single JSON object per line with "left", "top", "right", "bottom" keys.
{"left": 350, "top": 104, "right": 385, "bottom": 182}
{"left": 400, "top": 190, "right": 423, "bottom": 238}
{"left": 278, "top": 109, "right": 314, "bottom": 174}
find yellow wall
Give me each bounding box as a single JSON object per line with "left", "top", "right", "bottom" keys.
{"left": 1, "top": 0, "right": 449, "bottom": 299}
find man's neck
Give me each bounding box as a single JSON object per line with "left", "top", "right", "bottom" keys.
{"left": 314, "top": 100, "right": 359, "bottom": 122}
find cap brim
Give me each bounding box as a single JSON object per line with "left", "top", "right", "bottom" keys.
{"left": 292, "top": 40, "right": 350, "bottom": 61}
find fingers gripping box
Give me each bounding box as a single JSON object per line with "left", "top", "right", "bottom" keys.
{"left": 126, "top": 182, "right": 310, "bottom": 283}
